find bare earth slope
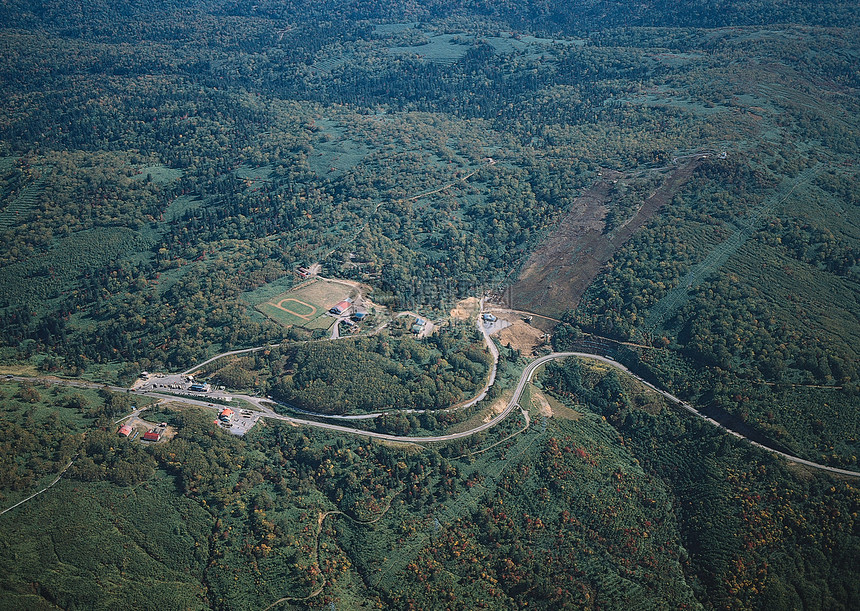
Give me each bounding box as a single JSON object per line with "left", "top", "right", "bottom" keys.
{"left": 510, "top": 159, "right": 702, "bottom": 317}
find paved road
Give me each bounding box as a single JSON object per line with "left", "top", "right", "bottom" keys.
{"left": 543, "top": 352, "right": 860, "bottom": 478}
{"left": 6, "top": 348, "right": 858, "bottom": 478}
{"left": 252, "top": 353, "right": 574, "bottom": 444}
{"left": 255, "top": 351, "right": 860, "bottom": 477}
{"left": 279, "top": 298, "right": 501, "bottom": 421}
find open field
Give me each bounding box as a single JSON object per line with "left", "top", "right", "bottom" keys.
{"left": 388, "top": 33, "right": 471, "bottom": 64}
{"left": 131, "top": 164, "right": 183, "bottom": 185}
{"left": 449, "top": 297, "right": 481, "bottom": 322}
{"left": 256, "top": 279, "right": 355, "bottom": 329}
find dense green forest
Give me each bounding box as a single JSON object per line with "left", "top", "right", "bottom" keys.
{"left": 1, "top": 361, "right": 857, "bottom": 609}
{"left": 198, "top": 322, "right": 493, "bottom": 413}
{"left": 562, "top": 155, "right": 860, "bottom": 467}
{"left": 0, "top": 0, "right": 858, "bottom": 609}
{"left": 274, "top": 326, "right": 492, "bottom": 413}
{"left": 1, "top": 0, "right": 857, "bottom": 388}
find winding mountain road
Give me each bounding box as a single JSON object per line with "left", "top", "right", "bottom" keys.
{"left": 175, "top": 348, "right": 860, "bottom": 478}
{"left": 6, "top": 315, "right": 857, "bottom": 478}
{"left": 276, "top": 298, "right": 500, "bottom": 421}
{"left": 226, "top": 349, "right": 860, "bottom": 477}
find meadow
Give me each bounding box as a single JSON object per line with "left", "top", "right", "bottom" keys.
{"left": 255, "top": 279, "right": 354, "bottom": 330}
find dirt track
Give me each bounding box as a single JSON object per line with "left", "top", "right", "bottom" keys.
{"left": 510, "top": 159, "right": 702, "bottom": 318}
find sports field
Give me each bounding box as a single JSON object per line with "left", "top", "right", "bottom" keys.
{"left": 257, "top": 279, "right": 354, "bottom": 329}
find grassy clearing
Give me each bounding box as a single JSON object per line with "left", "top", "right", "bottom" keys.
{"left": 388, "top": 33, "right": 470, "bottom": 64}
{"left": 373, "top": 23, "right": 418, "bottom": 35}
{"left": 546, "top": 394, "right": 582, "bottom": 420}
{"left": 485, "top": 33, "right": 585, "bottom": 58}
{"left": 234, "top": 164, "right": 273, "bottom": 181}
{"left": 308, "top": 137, "right": 370, "bottom": 179}
{"left": 163, "top": 195, "right": 203, "bottom": 222}
{"left": 256, "top": 279, "right": 354, "bottom": 329}
{"left": 0, "top": 364, "right": 39, "bottom": 376}
{"left": 132, "top": 164, "right": 183, "bottom": 185}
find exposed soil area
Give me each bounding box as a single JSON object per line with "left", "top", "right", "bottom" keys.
{"left": 124, "top": 416, "right": 178, "bottom": 441}
{"left": 487, "top": 307, "right": 559, "bottom": 332}
{"left": 528, "top": 387, "right": 554, "bottom": 418}
{"left": 481, "top": 395, "right": 510, "bottom": 423}
{"left": 495, "top": 318, "right": 546, "bottom": 355}
{"left": 450, "top": 296, "right": 480, "bottom": 321}
{"left": 509, "top": 159, "right": 702, "bottom": 318}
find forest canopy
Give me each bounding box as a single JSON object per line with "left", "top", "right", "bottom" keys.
{"left": 0, "top": 1, "right": 858, "bottom": 609}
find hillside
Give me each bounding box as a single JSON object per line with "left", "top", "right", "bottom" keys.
{"left": 0, "top": 1, "right": 858, "bottom": 609}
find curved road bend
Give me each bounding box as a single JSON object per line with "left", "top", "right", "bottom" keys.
{"left": 256, "top": 351, "right": 860, "bottom": 477}
{"left": 7, "top": 352, "right": 858, "bottom": 477}
{"left": 277, "top": 298, "right": 501, "bottom": 421}
{"left": 255, "top": 350, "right": 545, "bottom": 445}
{"left": 550, "top": 352, "right": 860, "bottom": 478}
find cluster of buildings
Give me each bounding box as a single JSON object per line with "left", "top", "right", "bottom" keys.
{"left": 143, "top": 425, "right": 166, "bottom": 442}
{"left": 329, "top": 299, "right": 352, "bottom": 315}
{"left": 116, "top": 421, "right": 167, "bottom": 442}
{"left": 329, "top": 298, "right": 368, "bottom": 323}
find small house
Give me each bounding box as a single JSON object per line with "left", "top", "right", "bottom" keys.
{"left": 219, "top": 408, "right": 235, "bottom": 422}
{"left": 117, "top": 424, "right": 132, "bottom": 437}
{"left": 143, "top": 430, "right": 161, "bottom": 442}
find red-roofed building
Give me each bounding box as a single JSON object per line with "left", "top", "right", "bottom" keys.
{"left": 117, "top": 424, "right": 132, "bottom": 437}
{"left": 142, "top": 430, "right": 161, "bottom": 442}
{"left": 329, "top": 300, "right": 352, "bottom": 315}
{"left": 219, "top": 408, "right": 234, "bottom": 422}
